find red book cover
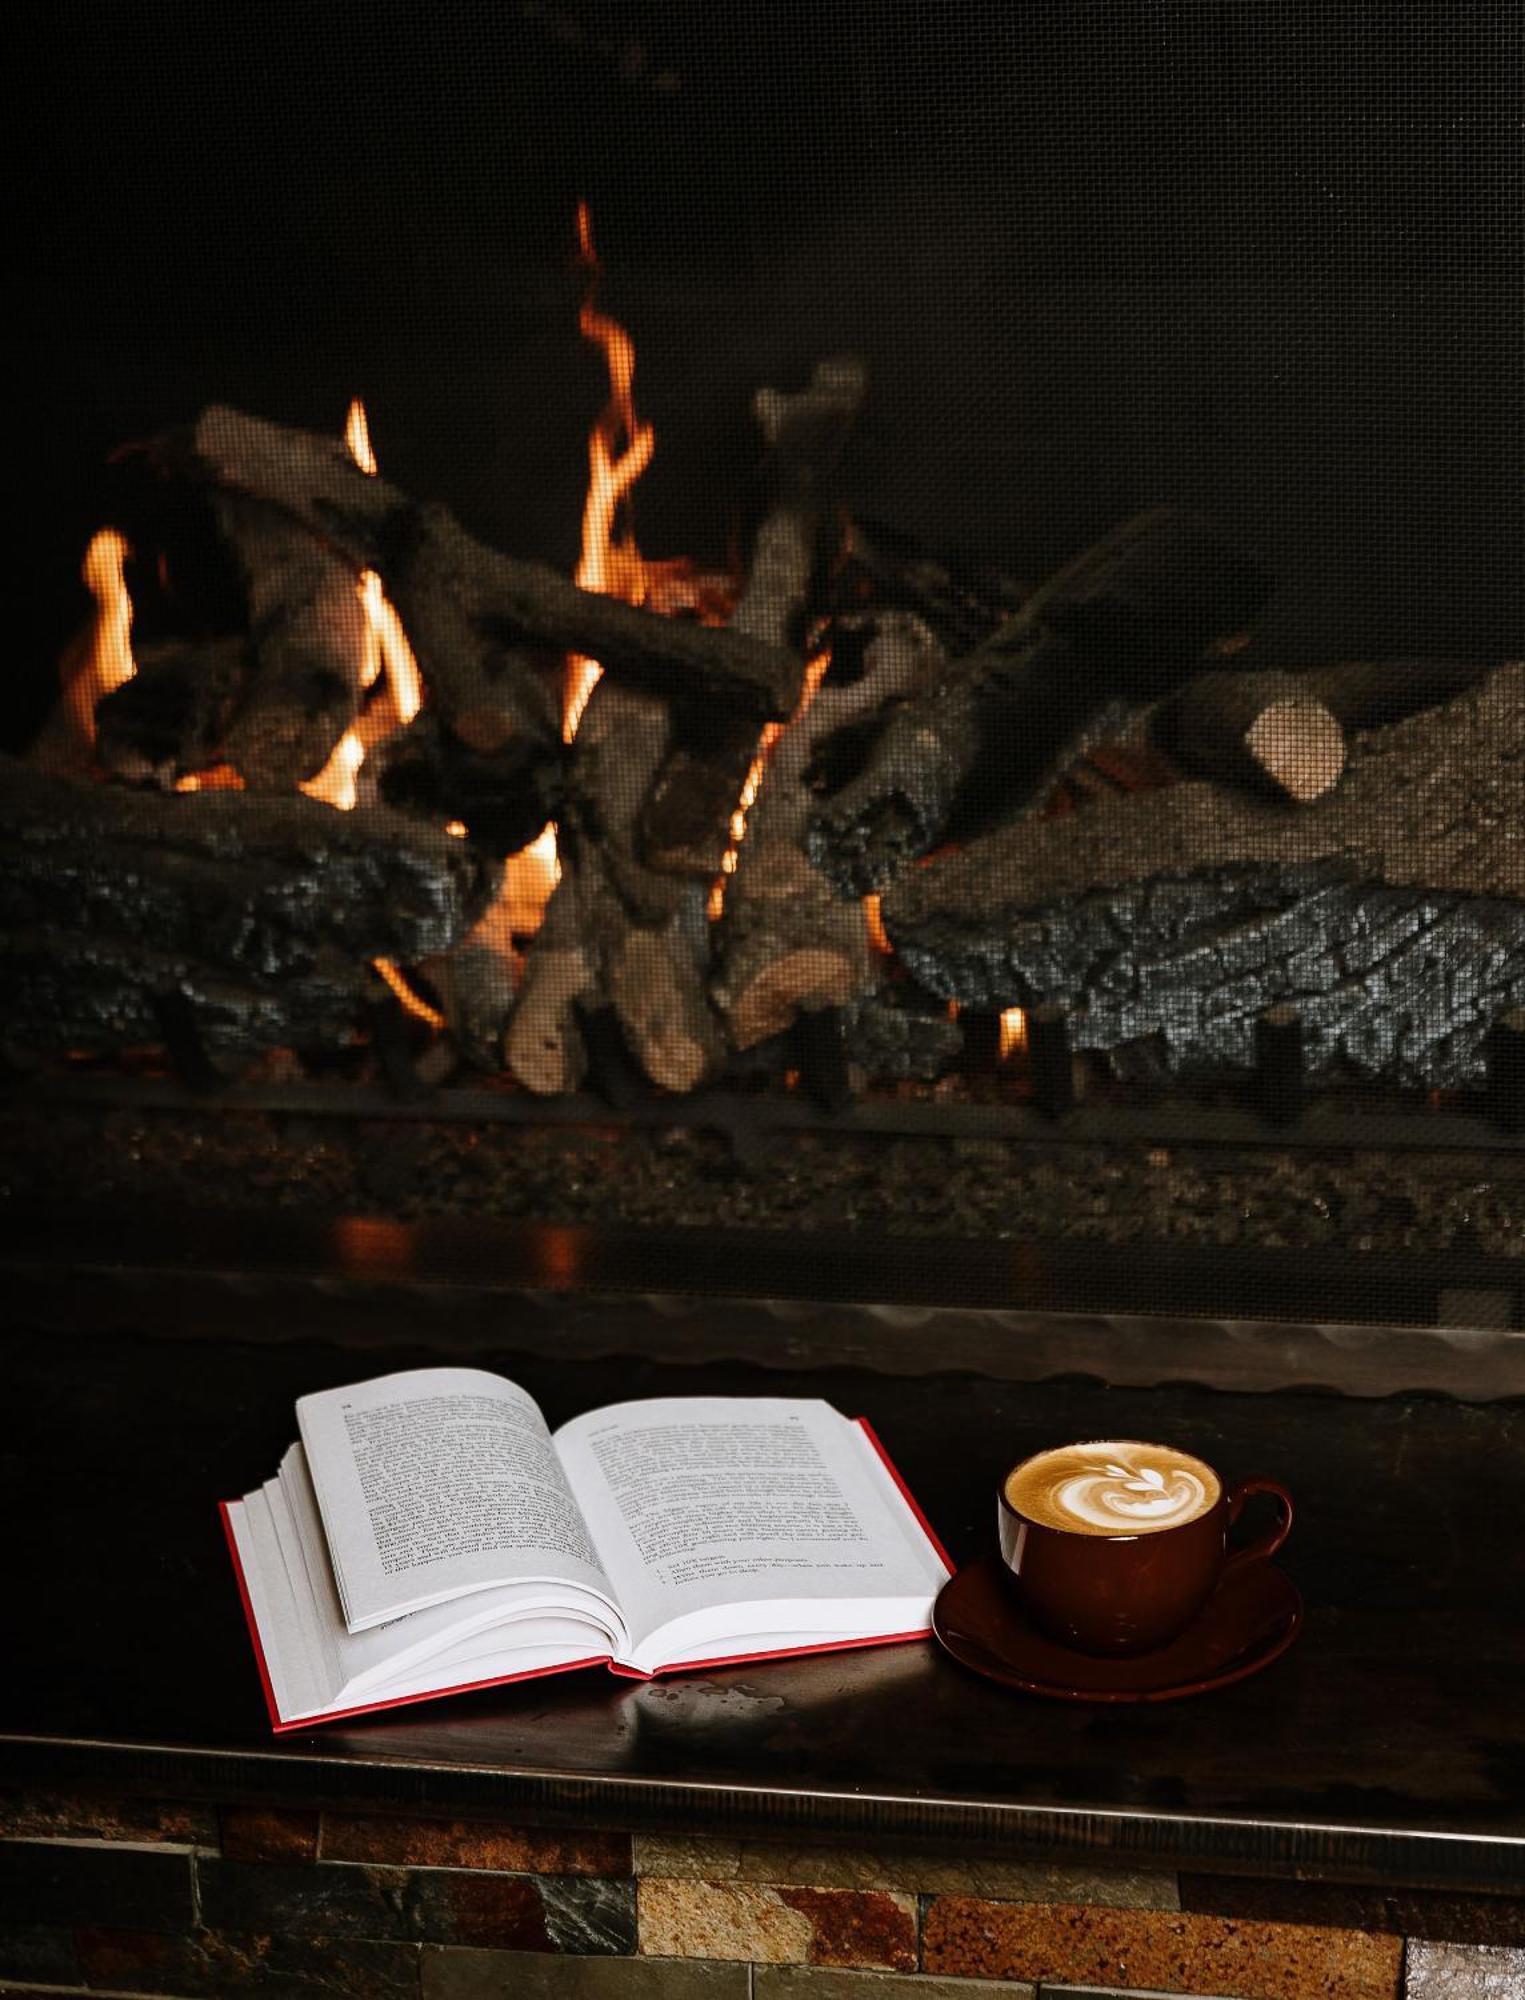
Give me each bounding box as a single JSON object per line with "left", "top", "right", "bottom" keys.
{"left": 222, "top": 1416, "right": 949, "bottom": 1734}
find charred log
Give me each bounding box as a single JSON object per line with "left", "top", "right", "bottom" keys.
{"left": 639, "top": 356, "right": 866, "bottom": 878}
{"left": 1, "top": 925, "right": 376, "bottom": 1063}
{"left": 509, "top": 675, "right": 723, "bottom": 1094}
{"left": 637, "top": 709, "right": 761, "bottom": 879}
{"left": 883, "top": 663, "right": 1525, "bottom": 1089}
{"left": 1149, "top": 659, "right": 1493, "bottom": 804}
{"left": 806, "top": 507, "right": 1274, "bottom": 894}
{"left": 94, "top": 637, "right": 250, "bottom": 788}
{"left": 1150, "top": 670, "right": 1346, "bottom": 803}
{"left": 714, "top": 611, "right": 945, "bottom": 1048}
{"left": 1307, "top": 657, "right": 1494, "bottom": 733}
{"left": 187, "top": 407, "right": 804, "bottom": 735}
{"left": 373, "top": 711, "right": 563, "bottom": 858}
{"left": 0, "top": 755, "right": 497, "bottom": 987}
{"left": 828, "top": 515, "right": 1028, "bottom": 654}
{"left": 212, "top": 494, "right": 373, "bottom": 787}
{"left": 417, "top": 899, "right": 520, "bottom": 1073}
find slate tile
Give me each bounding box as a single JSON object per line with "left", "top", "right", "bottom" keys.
{"left": 638, "top": 1880, "right": 816, "bottom": 1962}
{"left": 636, "top": 1879, "right": 915, "bottom": 1970}
{"left": 1404, "top": 1940, "right": 1525, "bottom": 1998}
{"left": 775, "top": 1887, "right": 918, "bottom": 1972}
{"left": 325, "top": 1812, "right": 629, "bottom": 1876}
{"left": 1182, "top": 1873, "right": 1525, "bottom": 1949}
{"left": 75, "top": 1924, "right": 421, "bottom": 1996}
{"left": 922, "top": 1898, "right": 1403, "bottom": 1999}
{"left": 404, "top": 1870, "right": 636, "bottom": 1953}
{"left": 196, "top": 1856, "right": 413, "bottom": 1939}
{"left": 0, "top": 1838, "right": 195, "bottom": 1933}
{"left": 0, "top": 1788, "right": 214, "bottom": 1846}
{"left": 221, "top": 1806, "right": 322, "bottom": 1863}
{"left": 632, "top": 1834, "right": 743, "bottom": 1880}
{"left": 423, "top": 1945, "right": 750, "bottom": 1996}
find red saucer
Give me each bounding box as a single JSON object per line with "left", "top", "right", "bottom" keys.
{"left": 933, "top": 1553, "right": 1302, "bottom": 1703}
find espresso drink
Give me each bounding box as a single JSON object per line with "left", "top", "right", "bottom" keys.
{"left": 1005, "top": 1441, "right": 1220, "bottom": 1537}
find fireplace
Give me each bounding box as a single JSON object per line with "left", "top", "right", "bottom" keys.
{"left": 5, "top": 3, "right": 1524, "bottom": 1345}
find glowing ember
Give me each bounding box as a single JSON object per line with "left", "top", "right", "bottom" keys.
{"left": 345, "top": 399, "right": 422, "bottom": 724}
{"left": 708, "top": 650, "right": 832, "bottom": 919}
{"left": 374, "top": 957, "right": 447, "bottom": 1031}
{"left": 68, "top": 529, "right": 135, "bottom": 741}
{"left": 564, "top": 199, "right": 656, "bottom": 739}
{"left": 999, "top": 1007, "right": 1028, "bottom": 1061}
{"left": 863, "top": 894, "right": 892, "bottom": 955}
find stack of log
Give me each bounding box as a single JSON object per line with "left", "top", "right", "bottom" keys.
{"left": 10, "top": 377, "right": 1521, "bottom": 1095}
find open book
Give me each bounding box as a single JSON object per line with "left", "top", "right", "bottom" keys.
{"left": 222, "top": 1367, "right": 951, "bottom": 1730}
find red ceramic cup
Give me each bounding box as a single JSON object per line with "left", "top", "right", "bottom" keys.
{"left": 997, "top": 1448, "right": 1293, "bottom": 1657}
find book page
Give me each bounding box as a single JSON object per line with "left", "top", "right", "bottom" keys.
{"left": 554, "top": 1396, "right": 945, "bottom": 1657}
{"left": 298, "top": 1367, "right": 617, "bottom": 1631}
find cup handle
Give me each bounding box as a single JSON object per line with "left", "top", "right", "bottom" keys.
{"left": 1223, "top": 1476, "right": 1293, "bottom": 1571}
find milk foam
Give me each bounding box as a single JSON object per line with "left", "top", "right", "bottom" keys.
{"left": 1006, "top": 1441, "right": 1220, "bottom": 1536}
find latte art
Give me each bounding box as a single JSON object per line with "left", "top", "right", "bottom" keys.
{"left": 1005, "top": 1441, "right": 1221, "bottom": 1537}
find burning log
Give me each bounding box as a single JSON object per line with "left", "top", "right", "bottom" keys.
{"left": 1149, "top": 659, "right": 1491, "bottom": 805}
{"left": 882, "top": 663, "right": 1525, "bottom": 1089}
{"left": 0, "top": 754, "right": 496, "bottom": 990}
{"left": 210, "top": 494, "right": 372, "bottom": 788}
{"left": 714, "top": 611, "right": 945, "bottom": 1049}
{"left": 372, "top": 711, "right": 563, "bottom": 858}
{"left": 638, "top": 354, "right": 868, "bottom": 878}
{"left": 185, "top": 407, "right": 805, "bottom": 740}
{"left": 94, "top": 637, "right": 250, "bottom": 788}
{"left": 805, "top": 507, "right": 1275, "bottom": 894}
{"left": 508, "top": 676, "right": 723, "bottom": 1094}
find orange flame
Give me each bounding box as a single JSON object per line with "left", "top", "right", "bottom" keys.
{"left": 375, "top": 957, "right": 447, "bottom": 1031}
{"left": 863, "top": 895, "right": 892, "bottom": 955}
{"left": 344, "top": 399, "right": 422, "bottom": 724}
{"left": 564, "top": 200, "right": 656, "bottom": 739}
{"left": 999, "top": 1007, "right": 1028, "bottom": 1062}
{"left": 708, "top": 650, "right": 832, "bottom": 918}
{"left": 300, "top": 728, "right": 365, "bottom": 812}
{"left": 68, "top": 529, "right": 135, "bottom": 741}
{"left": 300, "top": 403, "right": 422, "bottom": 811}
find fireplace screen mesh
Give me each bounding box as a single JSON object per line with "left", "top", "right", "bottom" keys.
{"left": 4, "top": 3, "right": 1525, "bottom": 1284}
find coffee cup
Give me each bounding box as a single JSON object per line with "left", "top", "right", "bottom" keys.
{"left": 997, "top": 1439, "right": 1292, "bottom": 1656}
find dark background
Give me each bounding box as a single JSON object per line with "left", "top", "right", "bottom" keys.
{"left": 4, "top": 0, "right": 1522, "bottom": 746}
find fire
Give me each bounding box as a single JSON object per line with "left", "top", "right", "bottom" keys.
{"left": 999, "top": 1007, "right": 1028, "bottom": 1062}
{"left": 564, "top": 199, "right": 656, "bottom": 738}
{"left": 374, "top": 957, "right": 447, "bottom": 1031}
{"left": 863, "top": 895, "right": 892, "bottom": 955}
{"left": 344, "top": 399, "right": 422, "bottom": 724}
{"left": 68, "top": 529, "right": 135, "bottom": 741}
{"left": 300, "top": 402, "right": 423, "bottom": 810}
{"left": 301, "top": 727, "right": 365, "bottom": 812}
{"left": 499, "top": 825, "right": 562, "bottom": 932}
{"left": 707, "top": 650, "right": 833, "bottom": 918}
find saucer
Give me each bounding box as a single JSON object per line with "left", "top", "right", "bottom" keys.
{"left": 933, "top": 1554, "right": 1302, "bottom": 1703}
